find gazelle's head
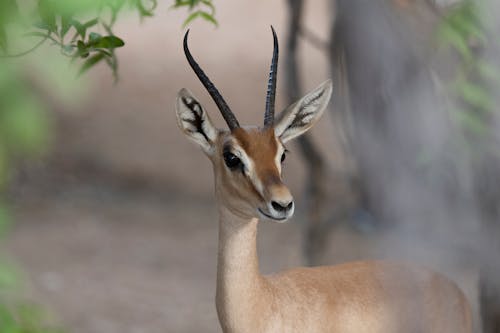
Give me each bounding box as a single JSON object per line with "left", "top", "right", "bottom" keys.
{"left": 175, "top": 28, "right": 332, "bottom": 222}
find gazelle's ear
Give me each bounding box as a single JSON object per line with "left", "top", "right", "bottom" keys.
{"left": 176, "top": 88, "right": 218, "bottom": 155}
{"left": 274, "top": 80, "right": 332, "bottom": 143}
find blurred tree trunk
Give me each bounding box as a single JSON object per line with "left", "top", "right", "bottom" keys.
{"left": 330, "top": 0, "right": 500, "bottom": 331}
{"left": 330, "top": 0, "right": 441, "bottom": 228}
{"left": 285, "top": 0, "right": 330, "bottom": 266}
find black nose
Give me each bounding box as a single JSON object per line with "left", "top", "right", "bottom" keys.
{"left": 271, "top": 201, "right": 293, "bottom": 213}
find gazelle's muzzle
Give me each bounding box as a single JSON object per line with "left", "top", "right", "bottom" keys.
{"left": 258, "top": 184, "right": 294, "bottom": 222}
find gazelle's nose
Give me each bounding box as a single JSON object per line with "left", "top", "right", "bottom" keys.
{"left": 271, "top": 200, "right": 294, "bottom": 213}
{"left": 264, "top": 183, "right": 294, "bottom": 220}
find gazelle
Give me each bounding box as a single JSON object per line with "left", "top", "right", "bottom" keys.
{"left": 175, "top": 27, "right": 472, "bottom": 333}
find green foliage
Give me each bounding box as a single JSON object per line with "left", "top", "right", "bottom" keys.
{"left": 0, "top": 301, "right": 65, "bottom": 333}
{"left": 0, "top": 0, "right": 217, "bottom": 78}
{"left": 0, "top": 64, "right": 52, "bottom": 158}
{"left": 0, "top": 63, "right": 56, "bottom": 331}
{"left": 1, "top": 97, "right": 51, "bottom": 156}
{"left": 437, "top": 0, "right": 499, "bottom": 153}
{"left": 437, "top": 1, "right": 485, "bottom": 61}
{"left": 173, "top": 0, "right": 218, "bottom": 27}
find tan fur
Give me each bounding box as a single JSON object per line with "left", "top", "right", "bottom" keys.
{"left": 233, "top": 128, "right": 290, "bottom": 201}
{"left": 215, "top": 205, "right": 472, "bottom": 333}
{"left": 210, "top": 128, "right": 292, "bottom": 219}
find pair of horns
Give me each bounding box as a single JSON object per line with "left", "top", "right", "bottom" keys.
{"left": 183, "top": 26, "right": 279, "bottom": 130}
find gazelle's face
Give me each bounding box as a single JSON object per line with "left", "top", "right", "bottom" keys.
{"left": 175, "top": 28, "right": 332, "bottom": 222}
{"left": 175, "top": 80, "right": 332, "bottom": 222}
{"left": 213, "top": 127, "right": 293, "bottom": 221}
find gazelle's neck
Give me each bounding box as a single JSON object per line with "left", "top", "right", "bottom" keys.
{"left": 216, "top": 205, "right": 269, "bottom": 331}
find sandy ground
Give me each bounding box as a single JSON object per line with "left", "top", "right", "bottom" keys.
{"left": 4, "top": 0, "right": 481, "bottom": 332}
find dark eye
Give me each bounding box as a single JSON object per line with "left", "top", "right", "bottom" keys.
{"left": 223, "top": 151, "right": 242, "bottom": 170}
{"left": 281, "top": 149, "right": 288, "bottom": 163}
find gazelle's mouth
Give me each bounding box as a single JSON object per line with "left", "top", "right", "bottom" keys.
{"left": 258, "top": 208, "right": 288, "bottom": 222}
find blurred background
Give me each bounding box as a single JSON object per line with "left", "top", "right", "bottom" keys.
{"left": 0, "top": 0, "right": 499, "bottom": 332}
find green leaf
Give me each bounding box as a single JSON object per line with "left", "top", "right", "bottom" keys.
{"left": 93, "top": 36, "right": 125, "bottom": 48}
{"left": 189, "top": 0, "right": 198, "bottom": 9}
{"left": 71, "top": 19, "right": 85, "bottom": 38}
{"left": 105, "top": 54, "right": 119, "bottom": 83}
{"left": 71, "top": 18, "right": 98, "bottom": 39}
{"left": 135, "top": 0, "right": 156, "bottom": 17}
{"left": 199, "top": 11, "right": 217, "bottom": 26}
{"left": 79, "top": 53, "right": 105, "bottom": 75}
{"left": 200, "top": 0, "right": 215, "bottom": 14}
{"left": 83, "top": 18, "right": 99, "bottom": 28}
{"left": 171, "top": 0, "right": 193, "bottom": 8}
{"left": 182, "top": 11, "right": 201, "bottom": 27}
{"left": 76, "top": 40, "right": 85, "bottom": 50}
{"left": 76, "top": 40, "right": 89, "bottom": 58}
{"left": 37, "top": 0, "right": 57, "bottom": 33}
{"left": 88, "top": 32, "right": 102, "bottom": 44}
{"left": 94, "top": 48, "right": 113, "bottom": 57}
{"left": 60, "top": 15, "right": 72, "bottom": 39}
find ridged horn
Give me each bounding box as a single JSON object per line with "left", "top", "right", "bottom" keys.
{"left": 264, "top": 26, "right": 279, "bottom": 127}
{"left": 183, "top": 30, "right": 240, "bottom": 131}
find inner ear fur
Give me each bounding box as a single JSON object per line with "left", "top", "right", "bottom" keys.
{"left": 274, "top": 80, "right": 332, "bottom": 143}
{"left": 175, "top": 88, "right": 218, "bottom": 154}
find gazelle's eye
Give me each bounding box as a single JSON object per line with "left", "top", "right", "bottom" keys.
{"left": 281, "top": 149, "right": 288, "bottom": 163}
{"left": 223, "top": 151, "right": 242, "bottom": 170}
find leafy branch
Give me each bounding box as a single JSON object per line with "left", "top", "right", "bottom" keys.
{"left": 172, "top": 0, "right": 218, "bottom": 27}
{"left": 0, "top": 0, "right": 217, "bottom": 79}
